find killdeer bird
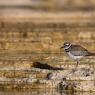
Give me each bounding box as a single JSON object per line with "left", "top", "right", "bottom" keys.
{"left": 61, "top": 42, "right": 95, "bottom": 70}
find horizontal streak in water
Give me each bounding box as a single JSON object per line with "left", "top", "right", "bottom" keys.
{"left": 0, "top": 5, "right": 95, "bottom": 11}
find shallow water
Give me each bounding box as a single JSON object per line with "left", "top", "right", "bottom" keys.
{"left": 0, "top": 89, "right": 94, "bottom": 95}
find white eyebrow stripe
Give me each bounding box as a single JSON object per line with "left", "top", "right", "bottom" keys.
{"left": 66, "top": 43, "right": 69, "bottom": 45}
{"left": 64, "top": 44, "right": 72, "bottom": 49}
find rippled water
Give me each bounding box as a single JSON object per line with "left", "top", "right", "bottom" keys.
{"left": 0, "top": 89, "right": 94, "bottom": 95}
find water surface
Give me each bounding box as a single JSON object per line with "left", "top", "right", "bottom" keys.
{"left": 0, "top": 89, "right": 94, "bottom": 95}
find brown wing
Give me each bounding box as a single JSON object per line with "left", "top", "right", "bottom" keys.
{"left": 70, "top": 45, "right": 89, "bottom": 56}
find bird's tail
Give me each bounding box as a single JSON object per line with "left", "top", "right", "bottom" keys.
{"left": 88, "top": 52, "right": 95, "bottom": 56}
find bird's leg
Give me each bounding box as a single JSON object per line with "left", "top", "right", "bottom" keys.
{"left": 75, "top": 60, "right": 79, "bottom": 70}
{"left": 72, "top": 60, "right": 79, "bottom": 73}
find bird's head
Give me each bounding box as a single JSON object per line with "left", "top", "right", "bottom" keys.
{"left": 61, "top": 42, "right": 72, "bottom": 50}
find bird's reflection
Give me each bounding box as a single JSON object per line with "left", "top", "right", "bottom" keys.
{"left": 58, "top": 89, "right": 75, "bottom": 95}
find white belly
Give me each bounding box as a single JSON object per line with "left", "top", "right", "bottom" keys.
{"left": 68, "top": 52, "right": 83, "bottom": 60}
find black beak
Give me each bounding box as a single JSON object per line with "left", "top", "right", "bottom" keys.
{"left": 60, "top": 46, "right": 64, "bottom": 49}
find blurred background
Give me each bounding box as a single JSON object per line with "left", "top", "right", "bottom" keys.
{"left": 0, "top": 0, "right": 95, "bottom": 13}
{"left": 0, "top": 0, "right": 95, "bottom": 95}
